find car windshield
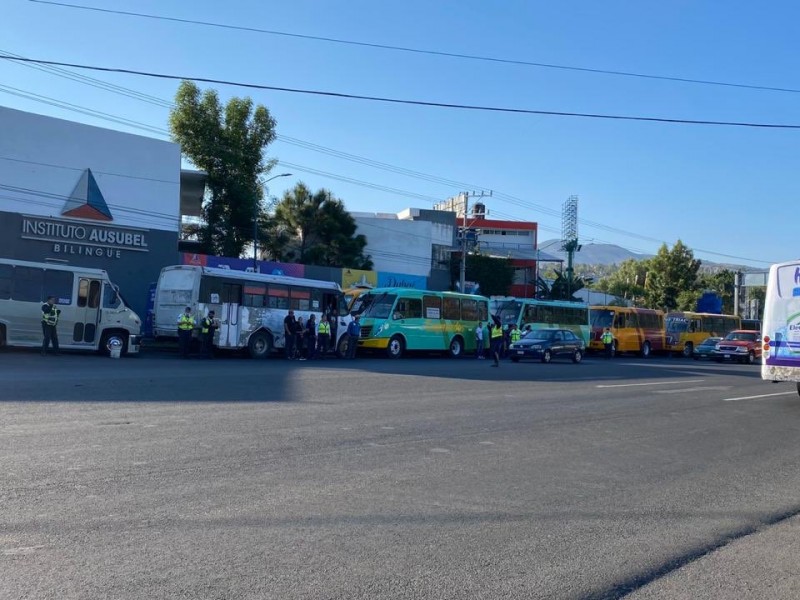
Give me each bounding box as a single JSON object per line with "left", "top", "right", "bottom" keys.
{"left": 724, "top": 332, "right": 756, "bottom": 342}
{"left": 590, "top": 310, "right": 614, "bottom": 328}
{"left": 523, "top": 330, "right": 554, "bottom": 341}
{"left": 700, "top": 337, "right": 720, "bottom": 346}
{"left": 361, "top": 293, "right": 397, "bottom": 319}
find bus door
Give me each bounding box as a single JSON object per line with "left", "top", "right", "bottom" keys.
{"left": 220, "top": 282, "right": 242, "bottom": 348}
{"left": 74, "top": 277, "right": 102, "bottom": 345}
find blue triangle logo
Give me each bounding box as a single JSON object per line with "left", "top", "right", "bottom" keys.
{"left": 62, "top": 169, "right": 113, "bottom": 221}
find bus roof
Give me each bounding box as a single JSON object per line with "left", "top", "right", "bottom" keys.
{"left": 162, "top": 264, "right": 342, "bottom": 291}
{"left": 0, "top": 257, "right": 110, "bottom": 277}
{"left": 361, "top": 287, "right": 488, "bottom": 300}
{"left": 590, "top": 305, "right": 663, "bottom": 313}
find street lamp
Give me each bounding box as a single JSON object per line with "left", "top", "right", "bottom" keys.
{"left": 254, "top": 172, "right": 292, "bottom": 271}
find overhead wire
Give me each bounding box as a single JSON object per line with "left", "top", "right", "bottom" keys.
{"left": 3, "top": 55, "right": 800, "bottom": 129}
{"left": 29, "top": 0, "right": 800, "bottom": 96}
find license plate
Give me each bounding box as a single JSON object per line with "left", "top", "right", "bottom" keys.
{"left": 724, "top": 354, "right": 731, "bottom": 359}
{"left": 517, "top": 350, "right": 524, "bottom": 355}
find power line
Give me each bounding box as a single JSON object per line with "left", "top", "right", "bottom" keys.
{"left": 29, "top": 0, "right": 800, "bottom": 96}
{"left": 3, "top": 55, "right": 800, "bottom": 129}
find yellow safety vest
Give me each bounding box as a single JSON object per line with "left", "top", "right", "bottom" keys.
{"left": 201, "top": 317, "right": 213, "bottom": 334}
{"left": 318, "top": 322, "right": 331, "bottom": 335}
{"left": 42, "top": 305, "right": 59, "bottom": 326}
{"left": 490, "top": 326, "right": 503, "bottom": 340}
{"left": 510, "top": 330, "right": 521, "bottom": 342}
{"left": 602, "top": 331, "right": 613, "bottom": 344}
{"left": 178, "top": 314, "right": 195, "bottom": 331}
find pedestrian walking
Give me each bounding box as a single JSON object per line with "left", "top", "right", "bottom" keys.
{"left": 41, "top": 295, "right": 61, "bottom": 356}
{"left": 284, "top": 310, "right": 296, "bottom": 359}
{"left": 305, "top": 314, "right": 317, "bottom": 360}
{"left": 200, "top": 310, "right": 217, "bottom": 359}
{"left": 346, "top": 315, "right": 360, "bottom": 359}
{"left": 475, "top": 320, "right": 485, "bottom": 359}
{"left": 317, "top": 314, "right": 331, "bottom": 359}
{"left": 602, "top": 327, "right": 614, "bottom": 359}
{"left": 177, "top": 306, "right": 195, "bottom": 358}
{"left": 490, "top": 317, "right": 504, "bottom": 367}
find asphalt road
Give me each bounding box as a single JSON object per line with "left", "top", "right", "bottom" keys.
{"left": 2, "top": 349, "right": 800, "bottom": 599}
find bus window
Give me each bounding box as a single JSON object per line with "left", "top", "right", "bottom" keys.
{"left": 12, "top": 266, "right": 43, "bottom": 302}
{"left": 103, "top": 283, "right": 121, "bottom": 309}
{"left": 478, "top": 301, "right": 488, "bottom": 322}
{"left": 78, "top": 279, "right": 89, "bottom": 307}
{"left": 267, "top": 284, "right": 289, "bottom": 309}
{"left": 290, "top": 287, "right": 311, "bottom": 311}
{"left": 395, "top": 297, "right": 422, "bottom": 320}
{"left": 423, "top": 295, "right": 442, "bottom": 319}
{"left": 443, "top": 297, "right": 461, "bottom": 321}
{"left": 461, "top": 299, "right": 479, "bottom": 321}
{"left": 244, "top": 283, "right": 268, "bottom": 308}
{"left": 364, "top": 293, "right": 397, "bottom": 319}
{"left": 0, "top": 264, "right": 10, "bottom": 300}
{"left": 88, "top": 280, "right": 101, "bottom": 309}
{"left": 591, "top": 309, "right": 614, "bottom": 329}
{"left": 44, "top": 270, "right": 73, "bottom": 305}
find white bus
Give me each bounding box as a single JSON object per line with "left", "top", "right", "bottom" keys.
{"left": 153, "top": 265, "right": 351, "bottom": 358}
{"left": 0, "top": 258, "right": 142, "bottom": 354}
{"left": 761, "top": 260, "right": 800, "bottom": 396}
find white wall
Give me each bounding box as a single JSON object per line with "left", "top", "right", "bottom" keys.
{"left": 0, "top": 106, "right": 181, "bottom": 232}
{"left": 354, "top": 216, "right": 434, "bottom": 277}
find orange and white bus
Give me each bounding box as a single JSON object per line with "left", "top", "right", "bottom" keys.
{"left": 589, "top": 306, "right": 666, "bottom": 358}
{"left": 665, "top": 311, "right": 740, "bottom": 357}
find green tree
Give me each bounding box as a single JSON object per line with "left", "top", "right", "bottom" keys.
{"left": 536, "top": 269, "right": 587, "bottom": 301}
{"left": 169, "top": 81, "right": 277, "bottom": 257}
{"left": 271, "top": 183, "right": 372, "bottom": 269}
{"left": 450, "top": 254, "right": 515, "bottom": 296}
{"left": 593, "top": 259, "right": 650, "bottom": 306}
{"left": 645, "top": 240, "right": 701, "bottom": 311}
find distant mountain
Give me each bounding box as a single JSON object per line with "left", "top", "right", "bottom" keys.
{"left": 538, "top": 239, "right": 652, "bottom": 266}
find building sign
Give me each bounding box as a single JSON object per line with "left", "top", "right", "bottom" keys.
{"left": 20, "top": 215, "right": 149, "bottom": 259}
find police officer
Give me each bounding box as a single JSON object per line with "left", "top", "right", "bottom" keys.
{"left": 177, "top": 306, "right": 196, "bottom": 358}
{"left": 510, "top": 324, "right": 522, "bottom": 345}
{"left": 602, "top": 327, "right": 614, "bottom": 359}
{"left": 41, "top": 295, "right": 61, "bottom": 356}
{"left": 490, "top": 317, "right": 504, "bottom": 367}
{"left": 317, "top": 314, "right": 331, "bottom": 359}
{"left": 200, "top": 310, "right": 217, "bottom": 359}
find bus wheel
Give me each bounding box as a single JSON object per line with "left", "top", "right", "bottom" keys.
{"left": 387, "top": 335, "right": 405, "bottom": 359}
{"left": 100, "top": 331, "right": 128, "bottom": 356}
{"left": 248, "top": 331, "right": 273, "bottom": 359}
{"left": 682, "top": 343, "right": 693, "bottom": 358}
{"left": 797, "top": 382, "right": 800, "bottom": 397}
{"left": 640, "top": 341, "right": 651, "bottom": 358}
{"left": 336, "top": 335, "right": 349, "bottom": 358}
{"left": 448, "top": 336, "right": 464, "bottom": 358}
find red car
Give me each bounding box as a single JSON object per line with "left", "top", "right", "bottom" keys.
{"left": 712, "top": 330, "right": 762, "bottom": 364}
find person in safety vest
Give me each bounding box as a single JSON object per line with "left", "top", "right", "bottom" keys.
{"left": 200, "top": 310, "right": 217, "bottom": 359}
{"left": 510, "top": 324, "right": 522, "bottom": 344}
{"left": 41, "top": 295, "right": 61, "bottom": 356}
{"left": 177, "top": 306, "right": 196, "bottom": 359}
{"left": 317, "top": 314, "right": 331, "bottom": 359}
{"left": 490, "top": 316, "right": 504, "bottom": 367}
{"left": 602, "top": 327, "right": 614, "bottom": 359}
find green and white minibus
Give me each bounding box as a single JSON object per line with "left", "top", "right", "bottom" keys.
{"left": 491, "top": 297, "right": 591, "bottom": 345}
{"left": 0, "top": 258, "right": 142, "bottom": 354}
{"left": 356, "top": 288, "right": 489, "bottom": 358}
{"left": 761, "top": 260, "right": 800, "bottom": 396}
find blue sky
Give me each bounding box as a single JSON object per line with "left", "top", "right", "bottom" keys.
{"left": 1, "top": 0, "right": 798, "bottom": 267}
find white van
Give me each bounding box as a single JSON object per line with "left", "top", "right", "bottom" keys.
{"left": 0, "top": 258, "right": 142, "bottom": 355}
{"left": 761, "top": 260, "right": 800, "bottom": 396}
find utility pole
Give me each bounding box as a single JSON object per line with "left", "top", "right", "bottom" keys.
{"left": 734, "top": 270, "right": 741, "bottom": 316}
{"left": 458, "top": 190, "right": 491, "bottom": 292}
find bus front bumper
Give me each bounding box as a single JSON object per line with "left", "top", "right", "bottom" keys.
{"left": 128, "top": 335, "right": 142, "bottom": 354}
{"left": 358, "top": 337, "right": 390, "bottom": 349}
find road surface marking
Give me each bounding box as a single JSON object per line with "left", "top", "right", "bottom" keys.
{"left": 430, "top": 448, "right": 451, "bottom": 453}
{"left": 596, "top": 380, "right": 704, "bottom": 388}
{"left": 723, "top": 391, "right": 798, "bottom": 402}
{"left": 654, "top": 386, "right": 731, "bottom": 394}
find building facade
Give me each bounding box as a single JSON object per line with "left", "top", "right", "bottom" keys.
{"left": 0, "top": 106, "right": 184, "bottom": 318}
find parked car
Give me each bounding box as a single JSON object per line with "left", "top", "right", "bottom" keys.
{"left": 509, "top": 328, "right": 585, "bottom": 363}
{"left": 692, "top": 337, "right": 722, "bottom": 360}
{"left": 712, "top": 330, "right": 762, "bottom": 364}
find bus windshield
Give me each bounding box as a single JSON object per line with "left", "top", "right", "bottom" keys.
{"left": 495, "top": 300, "right": 522, "bottom": 326}
{"left": 351, "top": 292, "right": 375, "bottom": 315}
{"left": 666, "top": 317, "right": 689, "bottom": 333}
{"left": 362, "top": 293, "right": 397, "bottom": 319}
{"left": 590, "top": 309, "right": 614, "bottom": 328}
